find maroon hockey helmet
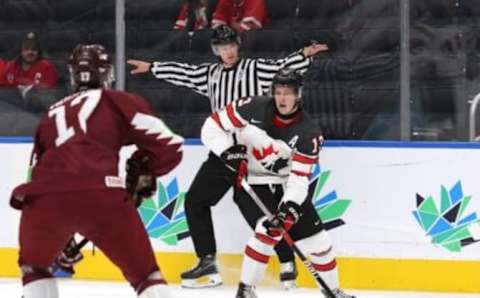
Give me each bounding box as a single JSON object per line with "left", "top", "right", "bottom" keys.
{"left": 68, "top": 44, "right": 114, "bottom": 91}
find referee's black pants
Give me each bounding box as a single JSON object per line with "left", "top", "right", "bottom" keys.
{"left": 184, "top": 152, "right": 295, "bottom": 263}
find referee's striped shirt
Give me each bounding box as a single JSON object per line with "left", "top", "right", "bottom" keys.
{"left": 150, "top": 50, "right": 312, "bottom": 112}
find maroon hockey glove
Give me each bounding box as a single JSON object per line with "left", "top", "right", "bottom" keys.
{"left": 221, "top": 144, "right": 248, "bottom": 188}
{"left": 263, "top": 201, "right": 302, "bottom": 237}
{"left": 126, "top": 150, "right": 157, "bottom": 207}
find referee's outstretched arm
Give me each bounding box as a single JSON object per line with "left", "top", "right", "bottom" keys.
{"left": 128, "top": 59, "right": 210, "bottom": 96}
{"left": 255, "top": 43, "right": 328, "bottom": 90}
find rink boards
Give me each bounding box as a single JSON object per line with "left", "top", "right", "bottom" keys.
{"left": 1, "top": 139, "right": 480, "bottom": 292}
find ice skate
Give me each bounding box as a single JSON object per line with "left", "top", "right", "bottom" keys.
{"left": 279, "top": 261, "right": 298, "bottom": 290}
{"left": 180, "top": 255, "right": 222, "bottom": 288}
{"left": 235, "top": 282, "right": 258, "bottom": 298}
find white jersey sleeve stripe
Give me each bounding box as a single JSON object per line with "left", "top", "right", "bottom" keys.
{"left": 282, "top": 174, "right": 309, "bottom": 205}
{"left": 291, "top": 160, "right": 313, "bottom": 175}
{"left": 131, "top": 112, "right": 184, "bottom": 149}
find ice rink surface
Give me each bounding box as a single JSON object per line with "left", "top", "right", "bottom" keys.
{"left": 2, "top": 279, "right": 480, "bottom": 298}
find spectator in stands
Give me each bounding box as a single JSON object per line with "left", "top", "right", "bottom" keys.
{"left": 174, "top": 0, "right": 210, "bottom": 31}
{"left": 0, "top": 32, "right": 58, "bottom": 97}
{"left": 0, "top": 58, "right": 5, "bottom": 86}
{"left": 212, "top": 0, "right": 268, "bottom": 33}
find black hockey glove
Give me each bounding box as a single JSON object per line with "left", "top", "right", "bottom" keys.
{"left": 126, "top": 150, "right": 157, "bottom": 207}
{"left": 220, "top": 144, "right": 248, "bottom": 188}
{"left": 263, "top": 201, "right": 302, "bottom": 237}
{"left": 53, "top": 237, "right": 84, "bottom": 274}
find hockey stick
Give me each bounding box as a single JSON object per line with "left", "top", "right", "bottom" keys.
{"left": 65, "top": 238, "right": 90, "bottom": 257}
{"left": 60, "top": 237, "right": 89, "bottom": 262}
{"left": 239, "top": 179, "right": 336, "bottom": 298}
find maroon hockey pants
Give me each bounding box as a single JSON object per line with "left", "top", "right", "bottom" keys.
{"left": 18, "top": 189, "right": 162, "bottom": 291}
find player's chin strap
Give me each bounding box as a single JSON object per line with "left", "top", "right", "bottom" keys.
{"left": 238, "top": 178, "right": 336, "bottom": 298}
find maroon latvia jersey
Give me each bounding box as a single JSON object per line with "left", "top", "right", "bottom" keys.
{"left": 11, "top": 88, "right": 183, "bottom": 207}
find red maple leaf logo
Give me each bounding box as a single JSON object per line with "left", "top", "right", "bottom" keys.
{"left": 252, "top": 144, "right": 279, "bottom": 161}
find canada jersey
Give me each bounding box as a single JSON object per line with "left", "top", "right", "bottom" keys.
{"left": 213, "top": 96, "right": 323, "bottom": 184}
{"left": 11, "top": 89, "right": 183, "bottom": 205}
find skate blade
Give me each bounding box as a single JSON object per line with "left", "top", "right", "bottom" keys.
{"left": 282, "top": 280, "right": 297, "bottom": 291}
{"left": 181, "top": 273, "right": 223, "bottom": 289}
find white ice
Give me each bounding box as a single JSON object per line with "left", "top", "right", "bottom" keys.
{"left": 1, "top": 279, "right": 480, "bottom": 298}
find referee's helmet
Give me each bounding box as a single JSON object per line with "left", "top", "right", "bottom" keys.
{"left": 211, "top": 25, "right": 241, "bottom": 55}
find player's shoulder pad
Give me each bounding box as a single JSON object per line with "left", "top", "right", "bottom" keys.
{"left": 234, "top": 96, "right": 271, "bottom": 123}
{"left": 103, "top": 89, "right": 142, "bottom": 102}
{"left": 299, "top": 111, "right": 321, "bottom": 134}
{"left": 253, "top": 95, "right": 273, "bottom": 103}
{"left": 234, "top": 95, "right": 271, "bottom": 108}
{"left": 294, "top": 112, "right": 323, "bottom": 156}
{"left": 103, "top": 89, "right": 153, "bottom": 112}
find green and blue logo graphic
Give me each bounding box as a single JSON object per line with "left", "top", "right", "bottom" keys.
{"left": 310, "top": 164, "right": 352, "bottom": 230}
{"left": 139, "top": 164, "right": 352, "bottom": 245}
{"left": 412, "top": 181, "right": 480, "bottom": 252}
{"left": 138, "top": 178, "right": 190, "bottom": 245}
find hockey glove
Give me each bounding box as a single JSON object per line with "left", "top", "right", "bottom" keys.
{"left": 52, "top": 237, "right": 84, "bottom": 276}
{"left": 263, "top": 201, "right": 302, "bottom": 237}
{"left": 126, "top": 150, "right": 157, "bottom": 207}
{"left": 220, "top": 144, "right": 248, "bottom": 188}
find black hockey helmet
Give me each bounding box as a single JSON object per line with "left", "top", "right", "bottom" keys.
{"left": 211, "top": 25, "right": 241, "bottom": 55}
{"left": 68, "top": 44, "right": 114, "bottom": 92}
{"left": 271, "top": 67, "right": 304, "bottom": 98}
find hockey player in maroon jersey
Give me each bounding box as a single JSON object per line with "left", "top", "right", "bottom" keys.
{"left": 10, "top": 44, "right": 183, "bottom": 298}
{"left": 201, "top": 68, "right": 355, "bottom": 298}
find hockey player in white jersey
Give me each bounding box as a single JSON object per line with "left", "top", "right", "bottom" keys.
{"left": 201, "top": 68, "right": 355, "bottom": 298}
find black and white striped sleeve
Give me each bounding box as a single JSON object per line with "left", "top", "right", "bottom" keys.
{"left": 150, "top": 61, "right": 210, "bottom": 96}
{"left": 255, "top": 50, "right": 312, "bottom": 90}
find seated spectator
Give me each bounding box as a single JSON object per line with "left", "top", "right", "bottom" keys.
{"left": 0, "top": 58, "right": 5, "bottom": 86}
{"left": 174, "top": 0, "right": 210, "bottom": 31}
{"left": 0, "top": 32, "right": 58, "bottom": 96}
{"left": 212, "top": 0, "right": 269, "bottom": 33}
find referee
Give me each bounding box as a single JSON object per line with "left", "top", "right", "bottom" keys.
{"left": 128, "top": 25, "right": 327, "bottom": 289}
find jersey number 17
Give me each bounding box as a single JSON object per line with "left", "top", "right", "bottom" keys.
{"left": 48, "top": 89, "right": 102, "bottom": 147}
